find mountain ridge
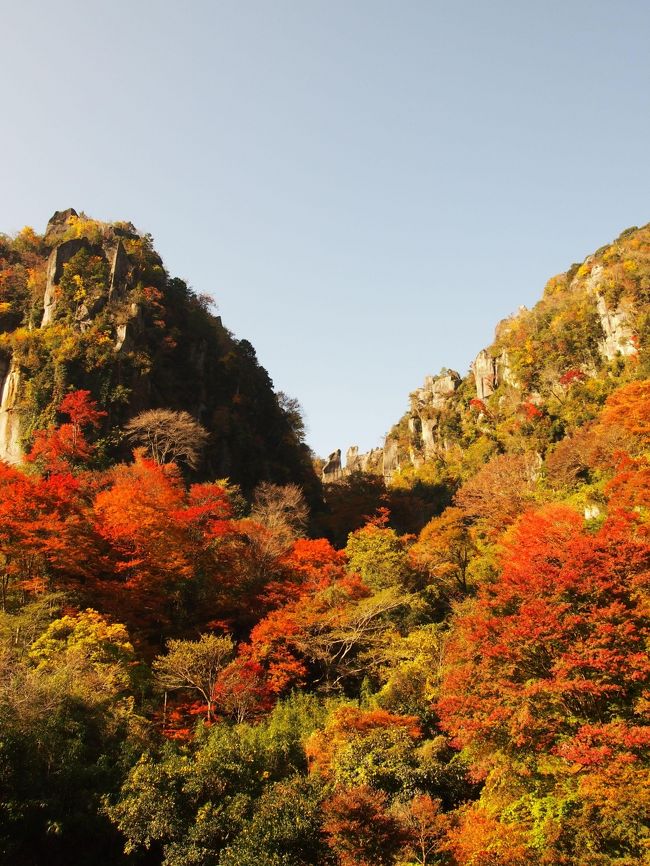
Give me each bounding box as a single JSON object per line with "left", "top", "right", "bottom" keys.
{"left": 0, "top": 208, "right": 318, "bottom": 496}
{"left": 323, "top": 222, "right": 648, "bottom": 489}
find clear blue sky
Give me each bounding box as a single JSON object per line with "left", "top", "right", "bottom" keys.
{"left": 2, "top": 0, "right": 649, "bottom": 457}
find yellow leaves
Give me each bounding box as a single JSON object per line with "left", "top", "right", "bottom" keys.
{"left": 65, "top": 214, "right": 104, "bottom": 244}
{"left": 524, "top": 338, "right": 534, "bottom": 364}
{"left": 72, "top": 273, "right": 87, "bottom": 302}
{"left": 57, "top": 334, "right": 79, "bottom": 362}
{"left": 602, "top": 246, "right": 618, "bottom": 263}
{"left": 0, "top": 326, "right": 36, "bottom": 354}
{"left": 26, "top": 266, "right": 46, "bottom": 294}
{"left": 576, "top": 263, "right": 592, "bottom": 279}
{"left": 622, "top": 259, "right": 638, "bottom": 274}
{"left": 16, "top": 226, "right": 40, "bottom": 250}
{"left": 543, "top": 276, "right": 566, "bottom": 298}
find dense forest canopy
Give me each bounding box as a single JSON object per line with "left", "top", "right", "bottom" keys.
{"left": 0, "top": 212, "right": 649, "bottom": 866}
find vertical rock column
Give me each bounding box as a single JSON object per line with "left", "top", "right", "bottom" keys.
{"left": 0, "top": 358, "right": 22, "bottom": 464}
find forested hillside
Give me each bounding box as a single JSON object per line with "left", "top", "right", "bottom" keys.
{"left": 0, "top": 217, "right": 648, "bottom": 866}
{"left": 0, "top": 209, "right": 317, "bottom": 496}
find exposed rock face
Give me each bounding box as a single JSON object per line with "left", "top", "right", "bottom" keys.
{"left": 383, "top": 437, "right": 400, "bottom": 481}
{"left": 322, "top": 449, "right": 343, "bottom": 483}
{"left": 45, "top": 208, "right": 78, "bottom": 239}
{"left": 471, "top": 349, "right": 497, "bottom": 400}
{"left": 114, "top": 302, "right": 143, "bottom": 352}
{"left": 0, "top": 357, "right": 22, "bottom": 464}
{"left": 42, "top": 238, "right": 100, "bottom": 326}
{"left": 345, "top": 446, "right": 383, "bottom": 475}
{"left": 1, "top": 208, "right": 321, "bottom": 498}
{"left": 406, "top": 370, "right": 461, "bottom": 459}
{"left": 584, "top": 503, "right": 602, "bottom": 521}
{"left": 497, "top": 350, "right": 517, "bottom": 387}
{"left": 346, "top": 446, "right": 361, "bottom": 472}
{"left": 596, "top": 295, "right": 636, "bottom": 360}
{"left": 580, "top": 261, "right": 637, "bottom": 360}
{"left": 42, "top": 229, "right": 132, "bottom": 328}
{"left": 470, "top": 348, "right": 518, "bottom": 400}
{"left": 421, "top": 417, "right": 438, "bottom": 457}
{"left": 418, "top": 371, "right": 460, "bottom": 408}
{"left": 109, "top": 240, "right": 130, "bottom": 298}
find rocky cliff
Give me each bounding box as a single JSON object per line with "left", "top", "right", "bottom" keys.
{"left": 0, "top": 210, "right": 318, "bottom": 496}
{"left": 323, "top": 223, "right": 648, "bottom": 486}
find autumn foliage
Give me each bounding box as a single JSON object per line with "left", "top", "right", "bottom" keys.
{"left": 1, "top": 369, "right": 649, "bottom": 866}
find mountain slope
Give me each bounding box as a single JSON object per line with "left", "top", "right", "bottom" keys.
{"left": 0, "top": 209, "right": 317, "bottom": 495}
{"left": 330, "top": 222, "right": 649, "bottom": 489}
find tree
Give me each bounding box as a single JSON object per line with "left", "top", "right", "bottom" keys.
{"left": 0, "top": 607, "right": 141, "bottom": 866}
{"left": 93, "top": 455, "right": 192, "bottom": 621}
{"left": 153, "top": 633, "right": 234, "bottom": 722}
{"left": 249, "top": 482, "right": 309, "bottom": 557}
{"left": 262, "top": 538, "right": 348, "bottom": 609}
{"left": 410, "top": 507, "right": 476, "bottom": 595}
{"left": 306, "top": 706, "right": 423, "bottom": 795}
{"left": 322, "top": 785, "right": 404, "bottom": 866}
{"left": 213, "top": 656, "right": 271, "bottom": 723}
{"left": 599, "top": 379, "right": 650, "bottom": 439}
{"left": 124, "top": 408, "right": 209, "bottom": 469}
{"left": 233, "top": 484, "right": 312, "bottom": 618}
{"left": 396, "top": 794, "right": 450, "bottom": 866}
{"left": 437, "top": 501, "right": 650, "bottom": 864}
{"left": 218, "top": 777, "right": 328, "bottom": 866}
{"left": 454, "top": 452, "right": 539, "bottom": 534}
{"left": 27, "top": 389, "right": 106, "bottom": 470}
{"left": 276, "top": 391, "right": 307, "bottom": 443}
{"left": 248, "top": 574, "right": 413, "bottom": 694}
{"left": 345, "top": 518, "right": 414, "bottom": 590}
{"left": 28, "top": 608, "right": 137, "bottom": 701}
{"left": 108, "top": 696, "right": 331, "bottom": 865}
{"left": 0, "top": 463, "right": 96, "bottom": 608}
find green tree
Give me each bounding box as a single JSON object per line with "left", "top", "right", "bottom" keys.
{"left": 153, "top": 633, "right": 234, "bottom": 722}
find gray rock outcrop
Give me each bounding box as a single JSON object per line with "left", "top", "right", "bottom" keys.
{"left": 109, "top": 240, "right": 130, "bottom": 298}
{"left": 471, "top": 349, "right": 497, "bottom": 400}
{"left": 383, "top": 437, "right": 400, "bottom": 481}
{"left": 322, "top": 449, "right": 343, "bottom": 483}
{"left": 44, "top": 208, "right": 78, "bottom": 239}
{"left": 596, "top": 295, "right": 636, "bottom": 360}
{"left": 41, "top": 228, "right": 132, "bottom": 328}
{"left": 0, "top": 357, "right": 22, "bottom": 464}
{"left": 345, "top": 446, "right": 362, "bottom": 473}
{"left": 578, "top": 261, "right": 637, "bottom": 360}
{"left": 345, "top": 446, "right": 383, "bottom": 474}
{"left": 42, "top": 238, "right": 100, "bottom": 326}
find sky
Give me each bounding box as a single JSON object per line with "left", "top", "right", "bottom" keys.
{"left": 2, "top": 0, "right": 650, "bottom": 458}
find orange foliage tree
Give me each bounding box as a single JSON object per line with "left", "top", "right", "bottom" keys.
{"left": 438, "top": 489, "right": 650, "bottom": 863}
{"left": 92, "top": 452, "right": 236, "bottom": 640}
{"left": 322, "top": 785, "right": 405, "bottom": 866}
{"left": 27, "top": 389, "right": 106, "bottom": 471}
